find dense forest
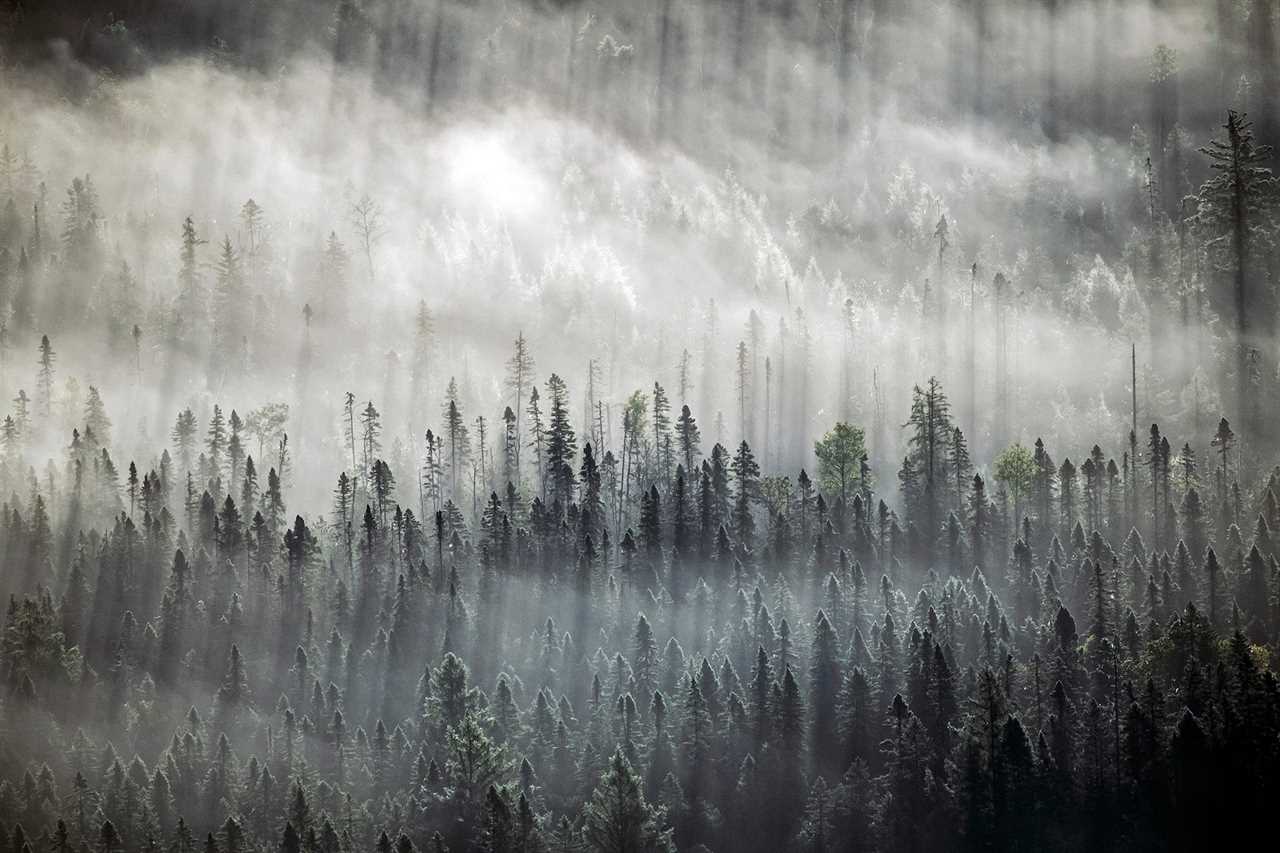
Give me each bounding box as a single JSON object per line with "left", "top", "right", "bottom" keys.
{"left": 1, "top": 0, "right": 1280, "bottom": 851}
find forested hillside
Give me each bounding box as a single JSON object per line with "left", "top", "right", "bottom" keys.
{"left": 0, "top": 1, "right": 1279, "bottom": 851}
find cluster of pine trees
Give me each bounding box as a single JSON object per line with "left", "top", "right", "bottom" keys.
{"left": 0, "top": 344, "right": 1277, "bottom": 852}
{"left": 2, "top": 3, "right": 1280, "bottom": 851}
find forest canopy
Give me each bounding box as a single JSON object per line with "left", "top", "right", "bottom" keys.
{"left": 0, "top": 1, "right": 1279, "bottom": 852}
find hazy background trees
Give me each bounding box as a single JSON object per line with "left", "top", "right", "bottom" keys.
{"left": 0, "top": 0, "right": 1277, "bottom": 509}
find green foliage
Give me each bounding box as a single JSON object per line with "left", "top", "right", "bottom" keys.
{"left": 993, "top": 442, "right": 1036, "bottom": 519}
{"left": 814, "top": 422, "right": 868, "bottom": 505}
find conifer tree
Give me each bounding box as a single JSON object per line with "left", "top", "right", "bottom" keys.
{"left": 582, "top": 751, "right": 671, "bottom": 853}
{"left": 1197, "top": 112, "right": 1277, "bottom": 436}
{"left": 544, "top": 374, "right": 576, "bottom": 511}
{"left": 36, "top": 334, "right": 54, "bottom": 418}
{"left": 675, "top": 405, "right": 700, "bottom": 475}
{"left": 732, "top": 440, "right": 760, "bottom": 549}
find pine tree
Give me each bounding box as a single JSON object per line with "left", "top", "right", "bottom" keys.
{"left": 675, "top": 405, "right": 701, "bottom": 474}
{"left": 969, "top": 474, "right": 991, "bottom": 571}
{"left": 809, "top": 610, "right": 842, "bottom": 778}
{"left": 83, "top": 385, "right": 111, "bottom": 447}
{"left": 206, "top": 405, "right": 228, "bottom": 487}
{"left": 732, "top": 440, "right": 760, "bottom": 549}
{"left": 582, "top": 750, "right": 672, "bottom": 853}
{"left": 504, "top": 333, "right": 535, "bottom": 477}
{"left": 540, "top": 373, "right": 577, "bottom": 512}
{"left": 480, "top": 785, "right": 514, "bottom": 853}
{"left": 36, "top": 334, "right": 54, "bottom": 418}
{"left": 279, "top": 823, "right": 300, "bottom": 853}
{"left": 443, "top": 383, "right": 471, "bottom": 503}
{"left": 211, "top": 236, "right": 246, "bottom": 375}
{"left": 1204, "top": 546, "right": 1224, "bottom": 627}
{"left": 652, "top": 383, "right": 673, "bottom": 486}
{"left": 749, "top": 645, "right": 772, "bottom": 750}
{"left": 1197, "top": 112, "right": 1277, "bottom": 436}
